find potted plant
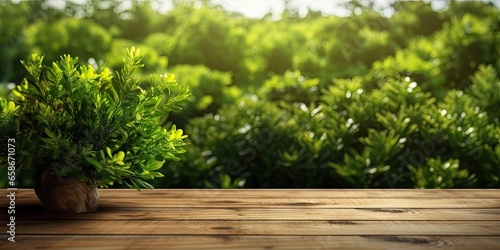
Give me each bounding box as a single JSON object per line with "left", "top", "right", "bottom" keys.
{"left": 0, "top": 47, "right": 190, "bottom": 213}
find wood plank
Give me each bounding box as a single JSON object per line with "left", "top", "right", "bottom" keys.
{"left": 99, "top": 197, "right": 500, "bottom": 209}
{"left": 13, "top": 220, "right": 500, "bottom": 235}
{"left": 3, "top": 189, "right": 500, "bottom": 198}
{"left": 104, "top": 189, "right": 500, "bottom": 198}
{"left": 4, "top": 197, "right": 500, "bottom": 208}
{"left": 5, "top": 207, "right": 500, "bottom": 221}
{"left": 2, "top": 235, "right": 500, "bottom": 250}
{"left": 98, "top": 189, "right": 500, "bottom": 198}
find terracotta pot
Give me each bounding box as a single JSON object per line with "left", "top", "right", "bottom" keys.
{"left": 34, "top": 169, "right": 99, "bottom": 213}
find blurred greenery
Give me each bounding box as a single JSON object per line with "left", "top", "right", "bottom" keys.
{"left": 0, "top": 0, "right": 499, "bottom": 188}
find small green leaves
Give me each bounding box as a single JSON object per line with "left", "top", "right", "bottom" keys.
{"left": 126, "top": 46, "right": 144, "bottom": 67}
{"left": 126, "top": 178, "right": 154, "bottom": 191}
{"left": 84, "top": 157, "right": 103, "bottom": 171}
{"left": 106, "top": 147, "right": 126, "bottom": 165}
{"left": 138, "top": 170, "right": 164, "bottom": 180}
{"left": 468, "top": 65, "right": 500, "bottom": 118}
{"left": 7, "top": 101, "right": 16, "bottom": 112}
{"left": 20, "top": 53, "right": 45, "bottom": 81}
{"left": 114, "top": 152, "right": 125, "bottom": 165}
{"left": 168, "top": 126, "right": 187, "bottom": 141}
{"left": 106, "top": 147, "right": 112, "bottom": 159}
{"left": 409, "top": 157, "right": 476, "bottom": 188}
{"left": 166, "top": 73, "right": 176, "bottom": 83}
{"left": 166, "top": 85, "right": 191, "bottom": 112}
{"left": 1, "top": 100, "right": 19, "bottom": 115}
{"left": 99, "top": 67, "right": 113, "bottom": 83}
{"left": 79, "top": 65, "right": 99, "bottom": 80}
{"left": 44, "top": 128, "right": 58, "bottom": 140}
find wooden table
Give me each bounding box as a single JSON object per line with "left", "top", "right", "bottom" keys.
{"left": 1, "top": 189, "right": 500, "bottom": 249}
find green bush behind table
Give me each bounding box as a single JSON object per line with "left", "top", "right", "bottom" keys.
{"left": 0, "top": 0, "right": 499, "bottom": 188}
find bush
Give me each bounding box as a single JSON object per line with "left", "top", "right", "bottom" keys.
{"left": 0, "top": 48, "right": 190, "bottom": 189}
{"left": 1, "top": 1, "right": 499, "bottom": 188}
{"left": 104, "top": 39, "right": 168, "bottom": 74}
{"left": 172, "top": 98, "right": 333, "bottom": 188}
{"left": 256, "top": 70, "right": 320, "bottom": 104}
{"left": 367, "top": 13, "right": 499, "bottom": 99}
{"left": 160, "top": 7, "right": 247, "bottom": 80}
{"left": 176, "top": 67, "right": 499, "bottom": 188}
{"left": 468, "top": 65, "right": 500, "bottom": 120}
{"left": 24, "top": 17, "right": 112, "bottom": 67}
{"left": 163, "top": 64, "right": 240, "bottom": 128}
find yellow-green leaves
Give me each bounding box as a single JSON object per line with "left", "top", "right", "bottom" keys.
{"left": 0, "top": 99, "right": 19, "bottom": 115}
{"left": 125, "top": 46, "right": 144, "bottom": 68}
{"left": 7, "top": 101, "right": 16, "bottom": 112}
{"left": 114, "top": 151, "right": 125, "bottom": 165}
{"left": 164, "top": 126, "right": 188, "bottom": 158}
{"left": 99, "top": 67, "right": 113, "bottom": 82}
{"left": 51, "top": 61, "right": 62, "bottom": 75}
{"left": 168, "top": 126, "right": 187, "bottom": 141}
{"left": 79, "top": 65, "right": 98, "bottom": 80}
{"left": 153, "top": 73, "right": 178, "bottom": 94}
{"left": 11, "top": 77, "right": 29, "bottom": 101}
{"left": 106, "top": 147, "right": 125, "bottom": 165}
{"left": 166, "top": 73, "right": 175, "bottom": 82}
{"left": 139, "top": 170, "right": 164, "bottom": 180}
{"left": 20, "top": 53, "right": 44, "bottom": 80}
{"left": 128, "top": 46, "right": 141, "bottom": 59}
{"left": 6, "top": 101, "right": 17, "bottom": 114}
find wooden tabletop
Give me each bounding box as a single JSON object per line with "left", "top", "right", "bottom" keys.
{"left": 1, "top": 189, "right": 500, "bottom": 249}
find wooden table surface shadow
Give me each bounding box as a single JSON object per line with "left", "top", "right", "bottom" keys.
{"left": 1, "top": 189, "right": 500, "bottom": 249}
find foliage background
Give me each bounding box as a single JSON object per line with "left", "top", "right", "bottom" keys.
{"left": 0, "top": 0, "right": 499, "bottom": 188}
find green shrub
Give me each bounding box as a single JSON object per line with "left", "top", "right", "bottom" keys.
{"left": 175, "top": 98, "right": 333, "bottom": 188}
{"left": 256, "top": 70, "right": 320, "bottom": 104}
{"left": 244, "top": 21, "right": 302, "bottom": 78}
{"left": 409, "top": 157, "right": 473, "bottom": 188}
{"left": 1, "top": 1, "right": 499, "bottom": 188}
{"left": 163, "top": 64, "right": 240, "bottom": 128}
{"left": 178, "top": 67, "right": 499, "bottom": 188}
{"left": 161, "top": 7, "right": 247, "bottom": 79}
{"left": 104, "top": 39, "right": 168, "bottom": 74}
{"left": 368, "top": 13, "right": 499, "bottom": 99}
{"left": 468, "top": 65, "right": 500, "bottom": 120}
{"left": 24, "top": 17, "right": 112, "bottom": 67}
{"left": 390, "top": 1, "right": 444, "bottom": 45}
{"left": 0, "top": 1, "right": 51, "bottom": 83}
{"left": 0, "top": 48, "right": 190, "bottom": 189}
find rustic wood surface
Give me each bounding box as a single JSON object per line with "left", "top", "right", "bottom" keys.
{"left": 1, "top": 189, "right": 499, "bottom": 249}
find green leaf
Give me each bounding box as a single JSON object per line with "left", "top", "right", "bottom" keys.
{"left": 84, "top": 157, "right": 104, "bottom": 171}
{"left": 44, "top": 128, "right": 58, "bottom": 140}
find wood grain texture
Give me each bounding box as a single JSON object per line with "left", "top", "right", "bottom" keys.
{"left": 2, "top": 236, "right": 500, "bottom": 250}
{"left": 4, "top": 188, "right": 500, "bottom": 198}
{"left": 1, "top": 189, "right": 499, "bottom": 249}
{"left": 4, "top": 198, "right": 500, "bottom": 209}
{"left": 4, "top": 207, "right": 500, "bottom": 221}
{"left": 12, "top": 220, "right": 500, "bottom": 235}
